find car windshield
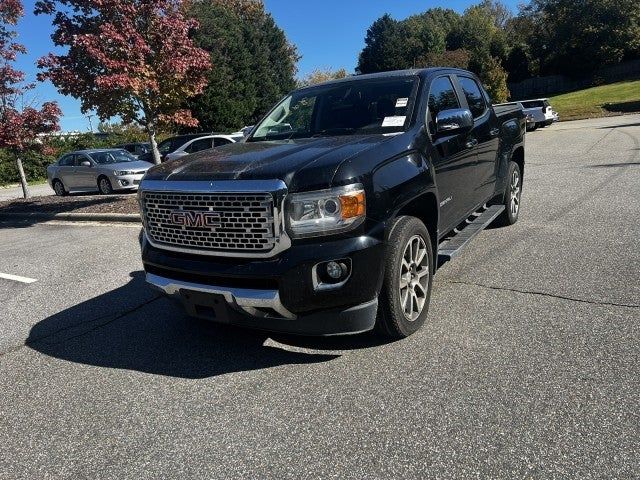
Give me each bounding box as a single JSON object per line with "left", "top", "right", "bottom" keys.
{"left": 249, "top": 76, "right": 419, "bottom": 141}
{"left": 89, "top": 150, "right": 137, "bottom": 164}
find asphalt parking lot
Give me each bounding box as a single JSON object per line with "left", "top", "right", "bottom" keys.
{"left": 1, "top": 115, "right": 638, "bottom": 479}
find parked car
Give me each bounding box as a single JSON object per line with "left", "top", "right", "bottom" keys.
{"left": 115, "top": 142, "right": 151, "bottom": 159}
{"left": 138, "top": 68, "right": 525, "bottom": 338}
{"left": 138, "top": 133, "right": 236, "bottom": 163}
{"left": 520, "top": 99, "right": 556, "bottom": 128}
{"left": 47, "top": 149, "right": 152, "bottom": 195}
{"left": 163, "top": 134, "right": 238, "bottom": 162}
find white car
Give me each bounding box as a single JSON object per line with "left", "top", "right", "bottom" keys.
{"left": 519, "top": 99, "right": 557, "bottom": 128}
{"left": 164, "top": 134, "right": 238, "bottom": 162}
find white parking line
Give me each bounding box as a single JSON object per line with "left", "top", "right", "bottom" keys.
{"left": 0, "top": 272, "right": 37, "bottom": 284}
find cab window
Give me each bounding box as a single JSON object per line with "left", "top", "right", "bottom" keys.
{"left": 427, "top": 76, "right": 460, "bottom": 133}
{"left": 458, "top": 76, "right": 487, "bottom": 118}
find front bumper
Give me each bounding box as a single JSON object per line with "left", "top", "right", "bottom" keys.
{"left": 141, "top": 224, "right": 386, "bottom": 335}
{"left": 146, "top": 271, "right": 378, "bottom": 335}
{"left": 108, "top": 173, "right": 146, "bottom": 190}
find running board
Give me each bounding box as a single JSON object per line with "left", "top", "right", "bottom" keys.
{"left": 437, "top": 205, "right": 505, "bottom": 263}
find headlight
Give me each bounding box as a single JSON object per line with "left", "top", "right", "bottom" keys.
{"left": 286, "top": 184, "right": 366, "bottom": 238}
{"left": 114, "top": 170, "right": 135, "bottom": 176}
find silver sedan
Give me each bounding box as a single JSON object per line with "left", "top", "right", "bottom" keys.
{"left": 47, "top": 149, "right": 152, "bottom": 195}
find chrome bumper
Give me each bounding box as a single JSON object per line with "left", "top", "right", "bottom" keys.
{"left": 145, "top": 272, "right": 296, "bottom": 320}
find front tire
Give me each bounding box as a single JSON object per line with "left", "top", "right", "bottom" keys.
{"left": 496, "top": 161, "right": 522, "bottom": 226}
{"left": 98, "top": 176, "right": 113, "bottom": 195}
{"left": 376, "top": 216, "right": 433, "bottom": 339}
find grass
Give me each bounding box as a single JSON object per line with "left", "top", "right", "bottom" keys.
{"left": 549, "top": 79, "right": 640, "bottom": 121}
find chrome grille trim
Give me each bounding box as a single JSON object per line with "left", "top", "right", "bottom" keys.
{"left": 139, "top": 179, "right": 291, "bottom": 258}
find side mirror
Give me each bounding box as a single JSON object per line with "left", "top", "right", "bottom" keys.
{"left": 80, "top": 160, "right": 91, "bottom": 167}
{"left": 435, "top": 108, "right": 473, "bottom": 134}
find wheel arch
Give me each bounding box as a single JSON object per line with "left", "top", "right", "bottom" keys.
{"left": 394, "top": 192, "right": 439, "bottom": 271}
{"left": 511, "top": 145, "right": 525, "bottom": 181}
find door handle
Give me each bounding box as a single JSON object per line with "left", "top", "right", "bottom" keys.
{"left": 465, "top": 138, "right": 478, "bottom": 149}
{"left": 489, "top": 128, "right": 500, "bottom": 137}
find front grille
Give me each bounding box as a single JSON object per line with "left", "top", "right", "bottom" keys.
{"left": 141, "top": 191, "right": 277, "bottom": 254}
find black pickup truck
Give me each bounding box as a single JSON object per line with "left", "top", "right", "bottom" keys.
{"left": 138, "top": 68, "right": 525, "bottom": 338}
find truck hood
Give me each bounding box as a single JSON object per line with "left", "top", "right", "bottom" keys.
{"left": 144, "top": 135, "right": 397, "bottom": 191}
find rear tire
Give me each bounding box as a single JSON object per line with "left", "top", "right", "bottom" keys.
{"left": 52, "top": 179, "right": 67, "bottom": 196}
{"left": 496, "top": 161, "right": 522, "bottom": 226}
{"left": 98, "top": 176, "right": 113, "bottom": 195}
{"left": 375, "top": 216, "right": 433, "bottom": 339}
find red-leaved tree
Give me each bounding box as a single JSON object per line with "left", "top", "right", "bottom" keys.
{"left": 35, "top": 0, "right": 212, "bottom": 164}
{"left": 0, "top": 0, "right": 61, "bottom": 198}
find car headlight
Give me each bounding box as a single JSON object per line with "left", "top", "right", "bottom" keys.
{"left": 114, "top": 170, "right": 135, "bottom": 176}
{"left": 286, "top": 184, "right": 366, "bottom": 238}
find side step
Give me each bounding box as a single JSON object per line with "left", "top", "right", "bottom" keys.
{"left": 437, "top": 204, "right": 505, "bottom": 263}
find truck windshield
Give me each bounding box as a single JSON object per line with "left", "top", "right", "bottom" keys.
{"left": 249, "top": 76, "right": 419, "bottom": 141}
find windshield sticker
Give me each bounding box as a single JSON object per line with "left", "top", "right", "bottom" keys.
{"left": 382, "top": 116, "right": 406, "bottom": 127}
{"left": 395, "top": 98, "right": 409, "bottom": 108}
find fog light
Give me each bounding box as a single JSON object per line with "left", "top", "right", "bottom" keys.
{"left": 326, "top": 261, "right": 343, "bottom": 279}
{"left": 120, "top": 180, "right": 129, "bottom": 186}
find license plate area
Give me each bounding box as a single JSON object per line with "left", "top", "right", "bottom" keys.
{"left": 180, "top": 290, "right": 231, "bottom": 322}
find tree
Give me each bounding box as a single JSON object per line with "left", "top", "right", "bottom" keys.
{"left": 479, "top": 55, "right": 510, "bottom": 102}
{"left": 357, "top": 14, "right": 408, "bottom": 74}
{"left": 504, "top": 43, "right": 536, "bottom": 83}
{"left": 35, "top": 0, "right": 212, "bottom": 164}
{"left": 298, "top": 68, "right": 348, "bottom": 87}
{"left": 419, "top": 49, "right": 471, "bottom": 69}
{"left": 523, "top": 0, "right": 640, "bottom": 76}
{"left": 0, "top": 0, "right": 61, "bottom": 198}
{"left": 187, "top": 0, "right": 298, "bottom": 132}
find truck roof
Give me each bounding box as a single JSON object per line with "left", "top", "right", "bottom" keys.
{"left": 299, "top": 68, "right": 475, "bottom": 89}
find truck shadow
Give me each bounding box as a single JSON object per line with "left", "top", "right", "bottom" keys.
{"left": 25, "top": 271, "right": 388, "bottom": 379}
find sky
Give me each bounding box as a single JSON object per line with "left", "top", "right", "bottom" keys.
{"left": 13, "top": 0, "right": 521, "bottom": 133}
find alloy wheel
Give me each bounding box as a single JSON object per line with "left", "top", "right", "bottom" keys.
{"left": 399, "top": 235, "right": 430, "bottom": 321}
{"left": 510, "top": 169, "right": 520, "bottom": 216}
{"left": 99, "top": 178, "right": 111, "bottom": 194}
{"left": 54, "top": 181, "right": 64, "bottom": 196}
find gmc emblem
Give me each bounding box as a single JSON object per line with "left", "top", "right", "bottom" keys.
{"left": 169, "top": 210, "right": 221, "bottom": 228}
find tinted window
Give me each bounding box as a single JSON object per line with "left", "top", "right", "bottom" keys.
{"left": 458, "top": 77, "right": 487, "bottom": 118}
{"left": 186, "top": 138, "right": 213, "bottom": 153}
{"left": 134, "top": 144, "right": 149, "bottom": 155}
{"left": 428, "top": 76, "right": 460, "bottom": 130}
{"left": 157, "top": 137, "right": 188, "bottom": 154}
{"left": 59, "top": 155, "right": 75, "bottom": 166}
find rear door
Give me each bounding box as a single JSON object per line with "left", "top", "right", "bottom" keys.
{"left": 455, "top": 75, "right": 501, "bottom": 206}
{"left": 424, "top": 75, "right": 478, "bottom": 232}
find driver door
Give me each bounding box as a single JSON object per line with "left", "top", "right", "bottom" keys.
{"left": 74, "top": 154, "right": 96, "bottom": 189}
{"left": 423, "top": 75, "right": 478, "bottom": 233}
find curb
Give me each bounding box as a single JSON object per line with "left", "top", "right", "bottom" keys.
{"left": 0, "top": 212, "right": 141, "bottom": 223}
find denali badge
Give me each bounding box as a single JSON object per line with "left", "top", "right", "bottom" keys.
{"left": 169, "top": 210, "right": 221, "bottom": 228}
